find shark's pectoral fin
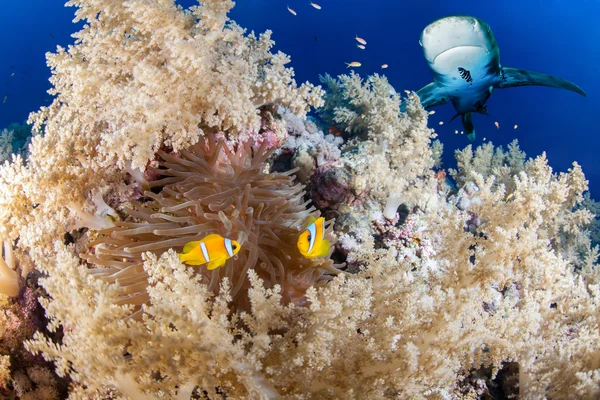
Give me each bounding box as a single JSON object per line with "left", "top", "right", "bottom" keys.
{"left": 497, "top": 67, "right": 586, "bottom": 97}
{"left": 400, "top": 82, "right": 450, "bottom": 112}
{"left": 462, "top": 113, "right": 476, "bottom": 141}
{"left": 416, "top": 82, "right": 450, "bottom": 109}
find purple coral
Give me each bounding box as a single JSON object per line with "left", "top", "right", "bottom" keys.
{"left": 308, "top": 165, "right": 353, "bottom": 212}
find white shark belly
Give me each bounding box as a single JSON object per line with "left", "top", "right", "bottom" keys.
{"left": 430, "top": 45, "right": 493, "bottom": 85}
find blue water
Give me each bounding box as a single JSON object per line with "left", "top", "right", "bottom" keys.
{"left": 1, "top": 0, "right": 598, "bottom": 194}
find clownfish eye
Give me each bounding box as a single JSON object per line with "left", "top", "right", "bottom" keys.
{"left": 306, "top": 233, "right": 311, "bottom": 242}
{"left": 232, "top": 244, "right": 238, "bottom": 250}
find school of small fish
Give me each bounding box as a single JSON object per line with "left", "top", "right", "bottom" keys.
{"left": 178, "top": 216, "right": 332, "bottom": 270}
{"left": 284, "top": 4, "right": 389, "bottom": 70}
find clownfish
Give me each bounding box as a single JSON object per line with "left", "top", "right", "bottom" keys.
{"left": 297, "top": 216, "right": 331, "bottom": 258}
{"left": 178, "top": 234, "right": 241, "bottom": 270}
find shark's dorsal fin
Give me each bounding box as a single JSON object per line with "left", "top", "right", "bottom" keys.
{"left": 497, "top": 67, "right": 586, "bottom": 97}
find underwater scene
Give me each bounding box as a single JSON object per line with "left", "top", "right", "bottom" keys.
{"left": 0, "top": 0, "right": 599, "bottom": 398}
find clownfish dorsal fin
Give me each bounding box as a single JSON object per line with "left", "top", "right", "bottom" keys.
{"left": 202, "top": 233, "right": 222, "bottom": 241}
{"left": 301, "top": 215, "right": 318, "bottom": 230}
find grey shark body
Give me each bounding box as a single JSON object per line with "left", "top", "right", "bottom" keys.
{"left": 407, "top": 16, "right": 586, "bottom": 140}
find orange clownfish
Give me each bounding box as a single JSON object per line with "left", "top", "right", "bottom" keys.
{"left": 178, "top": 234, "right": 241, "bottom": 270}
{"left": 297, "top": 216, "right": 331, "bottom": 258}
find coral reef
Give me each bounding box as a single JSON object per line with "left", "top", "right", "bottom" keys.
{"left": 0, "top": 0, "right": 599, "bottom": 398}
{"left": 84, "top": 134, "right": 344, "bottom": 316}
{"left": 314, "top": 72, "right": 438, "bottom": 240}
{"left": 449, "top": 139, "right": 526, "bottom": 192}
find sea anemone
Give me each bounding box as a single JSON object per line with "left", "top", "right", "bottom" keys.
{"left": 83, "top": 134, "right": 344, "bottom": 317}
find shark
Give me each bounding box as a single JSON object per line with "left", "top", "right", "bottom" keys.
{"left": 404, "top": 15, "right": 586, "bottom": 140}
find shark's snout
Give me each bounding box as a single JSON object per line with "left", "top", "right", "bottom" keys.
{"left": 420, "top": 16, "right": 494, "bottom": 64}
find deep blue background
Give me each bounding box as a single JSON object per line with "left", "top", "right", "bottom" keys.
{"left": 1, "top": 0, "right": 598, "bottom": 195}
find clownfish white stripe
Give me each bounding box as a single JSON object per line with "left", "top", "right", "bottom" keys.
{"left": 200, "top": 241, "right": 210, "bottom": 262}
{"left": 307, "top": 223, "right": 317, "bottom": 254}
{"left": 224, "top": 237, "right": 234, "bottom": 257}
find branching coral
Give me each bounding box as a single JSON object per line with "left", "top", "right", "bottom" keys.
{"left": 27, "top": 149, "right": 600, "bottom": 398}
{"left": 450, "top": 141, "right": 593, "bottom": 270}
{"left": 29, "top": 0, "right": 323, "bottom": 171}
{"left": 449, "top": 139, "right": 526, "bottom": 191}
{"left": 83, "top": 134, "right": 344, "bottom": 316}
{"left": 316, "top": 72, "right": 438, "bottom": 237}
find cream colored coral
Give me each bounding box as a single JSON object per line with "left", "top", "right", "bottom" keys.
{"left": 25, "top": 150, "right": 600, "bottom": 398}
{"left": 0, "top": 0, "right": 323, "bottom": 266}
{"left": 30, "top": 0, "right": 323, "bottom": 170}
{"left": 326, "top": 73, "right": 437, "bottom": 232}
{"left": 449, "top": 139, "right": 526, "bottom": 191}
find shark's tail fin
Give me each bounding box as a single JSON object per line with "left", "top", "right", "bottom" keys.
{"left": 498, "top": 67, "right": 586, "bottom": 97}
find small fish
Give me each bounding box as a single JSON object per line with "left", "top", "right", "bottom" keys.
{"left": 49, "top": 33, "right": 54, "bottom": 38}
{"left": 428, "top": 110, "right": 436, "bottom": 115}
{"left": 297, "top": 216, "right": 331, "bottom": 258}
{"left": 287, "top": 5, "right": 297, "bottom": 15}
{"left": 404, "top": 90, "right": 411, "bottom": 95}
{"left": 178, "top": 234, "right": 241, "bottom": 270}
{"left": 494, "top": 121, "right": 500, "bottom": 129}
{"left": 438, "top": 121, "right": 444, "bottom": 125}
{"left": 346, "top": 61, "right": 361, "bottom": 68}
{"left": 483, "top": 137, "right": 487, "bottom": 140}
{"left": 455, "top": 130, "right": 459, "bottom": 134}
{"left": 514, "top": 124, "right": 518, "bottom": 130}
{"left": 357, "top": 44, "right": 366, "bottom": 50}
{"left": 505, "top": 193, "right": 514, "bottom": 201}
{"left": 381, "top": 64, "right": 388, "bottom": 69}
{"left": 355, "top": 35, "right": 367, "bottom": 45}
{"left": 314, "top": 36, "right": 318, "bottom": 42}
{"left": 10, "top": 73, "right": 14, "bottom": 77}
{"left": 2, "top": 95, "right": 6, "bottom": 104}
{"left": 310, "top": 2, "right": 321, "bottom": 9}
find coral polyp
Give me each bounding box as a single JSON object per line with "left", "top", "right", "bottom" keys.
{"left": 83, "top": 134, "right": 344, "bottom": 316}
